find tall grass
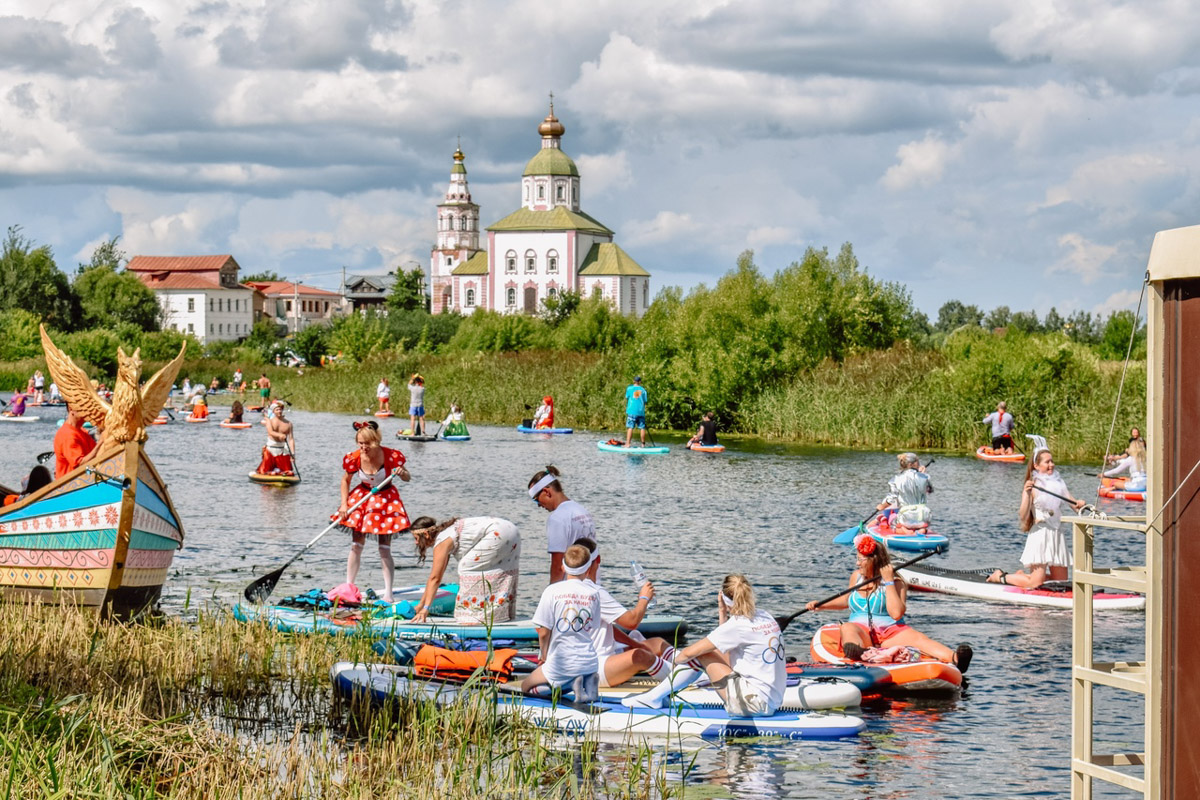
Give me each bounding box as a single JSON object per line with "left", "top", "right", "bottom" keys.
{"left": 0, "top": 601, "right": 677, "bottom": 799}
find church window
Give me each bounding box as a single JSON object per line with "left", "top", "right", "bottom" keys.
{"left": 525, "top": 250, "right": 536, "bottom": 273}
{"left": 537, "top": 185, "right": 544, "bottom": 201}
{"left": 466, "top": 288, "right": 475, "bottom": 307}
{"left": 548, "top": 287, "right": 557, "bottom": 298}
{"left": 643, "top": 280, "right": 648, "bottom": 309}
{"left": 547, "top": 251, "right": 558, "bottom": 273}
{"left": 506, "top": 288, "right": 516, "bottom": 307}
{"left": 219, "top": 323, "right": 223, "bottom": 334}
{"left": 446, "top": 257, "right": 453, "bottom": 266}
{"left": 505, "top": 251, "right": 517, "bottom": 273}
{"left": 555, "top": 184, "right": 564, "bottom": 201}
{"left": 592, "top": 282, "right": 604, "bottom": 299}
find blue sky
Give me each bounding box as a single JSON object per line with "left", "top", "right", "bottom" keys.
{"left": 3, "top": 0, "right": 1197, "bottom": 319}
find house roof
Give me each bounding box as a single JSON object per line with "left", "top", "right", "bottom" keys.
{"left": 578, "top": 242, "right": 649, "bottom": 277}
{"left": 244, "top": 280, "right": 341, "bottom": 298}
{"left": 344, "top": 274, "right": 396, "bottom": 292}
{"left": 523, "top": 148, "right": 579, "bottom": 177}
{"left": 451, "top": 251, "right": 489, "bottom": 276}
{"left": 486, "top": 206, "right": 613, "bottom": 235}
{"left": 136, "top": 273, "right": 251, "bottom": 291}
{"left": 126, "top": 255, "right": 240, "bottom": 273}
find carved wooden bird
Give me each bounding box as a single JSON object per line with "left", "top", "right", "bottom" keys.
{"left": 39, "top": 325, "right": 186, "bottom": 444}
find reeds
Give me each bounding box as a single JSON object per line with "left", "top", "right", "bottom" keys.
{"left": 0, "top": 601, "right": 678, "bottom": 798}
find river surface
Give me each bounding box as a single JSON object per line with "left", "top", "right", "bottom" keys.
{"left": 0, "top": 405, "right": 1147, "bottom": 799}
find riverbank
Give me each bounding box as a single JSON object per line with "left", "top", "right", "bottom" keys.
{"left": 0, "top": 601, "right": 667, "bottom": 798}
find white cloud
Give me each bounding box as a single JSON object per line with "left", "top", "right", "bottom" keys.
{"left": 882, "top": 134, "right": 955, "bottom": 190}
{"left": 624, "top": 211, "right": 702, "bottom": 247}
{"left": 745, "top": 226, "right": 799, "bottom": 249}
{"left": 1050, "top": 232, "right": 1119, "bottom": 284}
{"left": 574, "top": 151, "right": 632, "bottom": 196}
{"left": 1093, "top": 287, "right": 1145, "bottom": 316}
{"left": 106, "top": 188, "right": 239, "bottom": 255}
{"left": 1042, "top": 153, "right": 1182, "bottom": 208}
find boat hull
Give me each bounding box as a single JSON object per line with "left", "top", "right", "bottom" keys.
{"left": 0, "top": 442, "right": 184, "bottom": 617}
{"left": 809, "top": 623, "right": 962, "bottom": 694}
{"left": 899, "top": 564, "right": 1146, "bottom": 610}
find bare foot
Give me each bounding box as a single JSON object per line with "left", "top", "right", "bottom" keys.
{"left": 986, "top": 570, "right": 1006, "bottom": 584}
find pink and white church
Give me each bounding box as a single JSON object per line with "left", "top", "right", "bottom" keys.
{"left": 429, "top": 103, "right": 650, "bottom": 317}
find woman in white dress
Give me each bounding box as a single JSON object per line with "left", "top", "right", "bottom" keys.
{"left": 989, "top": 447, "right": 1086, "bottom": 588}
{"left": 408, "top": 516, "right": 521, "bottom": 624}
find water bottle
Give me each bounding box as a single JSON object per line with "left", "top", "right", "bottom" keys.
{"left": 630, "top": 560, "right": 657, "bottom": 609}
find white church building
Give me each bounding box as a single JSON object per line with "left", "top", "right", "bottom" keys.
{"left": 429, "top": 103, "right": 650, "bottom": 317}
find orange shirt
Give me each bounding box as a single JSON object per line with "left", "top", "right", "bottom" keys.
{"left": 54, "top": 421, "right": 97, "bottom": 478}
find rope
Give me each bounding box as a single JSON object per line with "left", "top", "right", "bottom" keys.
{"left": 1146, "top": 455, "right": 1200, "bottom": 531}
{"left": 1100, "top": 271, "right": 1150, "bottom": 471}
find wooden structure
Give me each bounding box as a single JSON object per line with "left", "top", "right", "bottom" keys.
{"left": 0, "top": 327, "right": 186, "bottom": 617}
{"left": 1071, "top": 222, "right": 1200, "bottom": 798}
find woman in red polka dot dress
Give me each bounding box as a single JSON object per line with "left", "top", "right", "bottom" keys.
{"left": 335, "top": 420, "right": 411, "bottom": 601}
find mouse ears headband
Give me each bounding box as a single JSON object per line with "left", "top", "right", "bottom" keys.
{"left": 352, "top": 420, "right": 379, "bottom": 432}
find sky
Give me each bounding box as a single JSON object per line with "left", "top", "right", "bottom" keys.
{"left": 2, "top": 0, "right": 1197, "bottom": 320}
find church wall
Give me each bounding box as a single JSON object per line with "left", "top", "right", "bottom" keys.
{"left": 491, "top": 230, "right": 572, "bottom": 314}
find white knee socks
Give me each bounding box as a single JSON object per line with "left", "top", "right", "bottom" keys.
{"left": 621, "top": 666, "right": 701, "bottom": 708}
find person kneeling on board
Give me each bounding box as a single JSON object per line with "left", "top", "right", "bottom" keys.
{"left": 623, "top": 574, "right": 786, "bottom": 716}
{"left": 521, "top": 544, "right": 602, "bottom": 703}
{"left": 408, "top": 515, "right": 520, "bottom": 624}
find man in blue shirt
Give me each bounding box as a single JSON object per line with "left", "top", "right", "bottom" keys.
{"left": 624, "top": 376, "right": 648, "bottom": 447}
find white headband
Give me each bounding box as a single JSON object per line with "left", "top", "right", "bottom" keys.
{"left": 720, "top": 592, "right": 734, "bottom": 606}
{"left": 528, "top": 473, "right": 558, "bottom": 499}
{"left": 563, "top": 551, "right": 597, "bottom": 576}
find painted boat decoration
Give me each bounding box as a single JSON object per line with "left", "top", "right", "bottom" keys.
{"left": 248, "top": 472, "right": 301, "bottom": 486}
{"left": 516, "top": 425, "right": 573, "bottom": 435}
{"left": 686, "top": 443, "right": 725, "bottom": 453}
{"left": 0, "top": 326, "right": 187, "bottom": 617}
{"left": 834, "top": 516, "right": 949, "bottom": 552}
{"left": 235, "top": 600, "right": 688, "bottom": 643}
{"left": 331, "top": 663, "right": 866, "bottom": 740}
{"left": 975, "top": 446, "right": 1025, "bottom": 463}
{"left": 809, "top": 624, "right": 963, "bottom": 694}
{"left": 899, "top": 563, "right": 1145, "bottom": 610}
{"left": 597, "top": 442, "right": 669, "bottom": 455}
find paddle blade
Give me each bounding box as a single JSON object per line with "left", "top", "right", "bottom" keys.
{"left": 36, "top": 451, "right": 53, "bottom": 465}
{"left": 833, "top": 525, "right": 863, "bottom": 546}
{"left": 243, "top": 567, "right": 285, "bottom": 604}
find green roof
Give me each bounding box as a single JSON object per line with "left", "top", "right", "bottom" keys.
{"left": 451, "top": 162, "right": 466, "bottom": 175}
{"left": 487, "top": 206, "right": 613, "bottom": 236}
{"left": 523, "top": 148, "right": 579, "bottom": 177}
{"left": 451, "top": 251, "right": 489, "bottom": 275}
{"left": 578, "top": 243, "right": 649, "bottom": 277}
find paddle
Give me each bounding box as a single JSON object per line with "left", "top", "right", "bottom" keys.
{"left": 833, "top": 459, "right": 936, "bottom": 545}
{"left": 36, "top": 451, "right": 53, "bottom": 465}
{"left": 774, "top": 547, "right": 945, "bottom": 632}
{"left": 243, "top": 471, "right": 399, "bottom": 603}
{"left": 285, "top": 439, "right": 301, "bottom": 482}
{"left": 1032, "top": 484, "right": 1094, "bottom": 514}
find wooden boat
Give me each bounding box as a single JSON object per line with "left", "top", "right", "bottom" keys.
{"left": 0, "top": 326, "right": 186, "bottom": 617}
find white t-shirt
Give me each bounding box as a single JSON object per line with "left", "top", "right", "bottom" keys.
{"left": 582, "top": 579, "right": 628, "bottom": 658}
{"left": 706, "top": 610, "right": 787, "bottom": 713}
{"left": 546, "top": 499, "right": 596, "bottom": 553}
{"left": 377, "top": 381, "right": 390, "bottom": 399}
{"left": 532, "top": 579, "right": 600, "bottom": 682}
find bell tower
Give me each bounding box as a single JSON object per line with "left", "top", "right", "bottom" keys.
{"left": 430, "top": 140, "right": 481, "bottom": 313}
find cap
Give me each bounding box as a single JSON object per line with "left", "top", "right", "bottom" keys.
{"left": 634, "top": 376, "right": 642, "bottom": 382}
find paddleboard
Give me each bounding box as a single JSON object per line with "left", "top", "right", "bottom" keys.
{"left": 809, "top": 624, "right": 962, "bottom": 694}
{"left": 374, "top": 411, "right": 395, "bottom": 417}
{"left": 686, "top": 443, "right": 726, "bottom": 453}
{"left": 397, "top": 430, "right": 439, "bottom": 442}
{"left": 0, "top": 416, "right": 39, "bottom": 423}
{"left": 834, "top": 516, "right": 949, "bottom": 552}
{"left": 516, "top": 425, "right": 574, "bottom": 434}
{"left": 219, "top": 421, "right": 252, "bottom": 429}
{"left": 185, "top": 415, "right": 210, "bottom": 423}
{"left": 248, "top": 471, "right": 301, "bottom": 486}
{"left": 330, "top": 663, "right": 865, "bottom": 740}
{"left": 975, "top": 446, "right": 1025, "bottom": 463}
{"left": 900, "top": 564, "right": 1146, "bottom": 610}
{"left": 443, "top": 434, "right": 471, "bottom": 441}
{"left": 1098, "top": 487, "right": 1145, "bottom": 502}
{"left": 236, "top": 602, "right": 688, "bottom": 643}
{"left": 597, "top": 442, "right": 669, "bottom": 455}
{"left": 150, "top": 416, "right": 170, "bottom": 425}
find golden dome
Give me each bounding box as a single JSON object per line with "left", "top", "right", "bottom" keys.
{"left": 538, "top": 101, "right": 565, "bottom": 138}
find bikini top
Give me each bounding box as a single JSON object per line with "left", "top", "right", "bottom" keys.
{"left": 847, "top": 584, "right": 905, "bottom": 627}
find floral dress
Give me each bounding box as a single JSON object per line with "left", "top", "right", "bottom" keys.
{"left": 435, "top": 517, "right": 521, "bottom": 623}
{"left": 334, "top": 448, "right": 410, "bottom": 536}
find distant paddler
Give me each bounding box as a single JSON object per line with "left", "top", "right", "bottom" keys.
{"left": 623, "top": 376, "right": 648, "bottom": 448}
{"left": 981, "top": 401, "right": 1015, "bottom": 455}
{"left": 407, "top": 373, "right": 426, "bottom": 435}
{"left": 876, "top": 453, "right": 932, "bottom": 534}
{"left": 407, "top": 515, "right": 521, "bottom": 623}
{"left": 532, "top": 396, "right": 554, "bottom": 429}
{"left": 256, "top": 400, "right": 295, "bottom": 476}
{"left": 376, "top": 377, "right": 391, "bottom": 414}
{"left": 1100, "top": 439, "right": 1146, "bottom": 491}
{"left": 686, "top": 411, "right": 719, "bottom": 449}
{"left": 441, "top": 402, "right": 468, "bottom": 437}
{"left": 2, "top": 388, "right": 27, "bottom": 417}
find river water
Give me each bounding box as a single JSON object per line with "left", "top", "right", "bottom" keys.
{"left": 0, "top": 405, "right": 1147, "bottom": 799}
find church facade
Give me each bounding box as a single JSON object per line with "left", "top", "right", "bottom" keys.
{"left": 429, "top": 104, "right": 650, "bottom": 317}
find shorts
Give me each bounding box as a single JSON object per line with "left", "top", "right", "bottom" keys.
{"left": 711, "top": 672, "right": 771, "bottom": 717}
{"left": 260, "top": 388, "right": 270, "bottom": 399}
{"left": 626, "top": 415, "right": 646, "bottom": 429}
{"left": 596, "top": 646, "right": 628, "bottom": 688}
{"left": 409, "top": 405, "right": 425, "bottom": 416}
{"left": 992, "top": 434, "right": 1013, "bottom": 450}
{"left": 850, "top": 621, "right": 909, "bottom": 642}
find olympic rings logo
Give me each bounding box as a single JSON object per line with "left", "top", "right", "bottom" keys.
{"left": 555, "top": 607, "right": 594, "bottom": 633}
{"left": 761, "top": 636, "right": 786, "bottom": 664}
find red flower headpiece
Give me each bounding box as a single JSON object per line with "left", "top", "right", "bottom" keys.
{"left": 352, "top": 420, "right": 379, "bottom": 432}
{"left": 856, "top": 535, "right": 877, "bottom": 556}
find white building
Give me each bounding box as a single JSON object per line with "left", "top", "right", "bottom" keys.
{"left": 430, "top": 103, "right": 650, "bottom": 316}
{"left": 127, "top": 255, "right": 255, "bottom": 342}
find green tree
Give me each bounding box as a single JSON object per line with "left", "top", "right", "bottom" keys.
{"left": 1043, "top": 307, "right": 1065, "bottom": 334}
{"left": 984, "top": 305, "right": 1012, "bottom": 330}
{"left": 1096, "top": 310, "right": 1146, "bottom": 361}
{"left": 540, "top": 290, "right": 581, "bottom": 327}
{"left": 73, "top": 239, "right": 161, "bottom": 331}
{"left": 242, "top": 271, "right": 281, "bottom": 282}
{"left": 557, "top": 295, "right": 633, "bottom": 352}
{"left": 935, "top": 300, "right": 983, "bottom": 333}
{"left": 386, "top": 268, "right": 428, "bottom": 313}
{"left": 243, "top": 319, "right": 283, "bottom": 360}
{"left": 0, "top": 309, "right": 42, "bottom": 360}
{"left": 329, "top": 311, "right": 392, "bottom": 361}
{"left": 1009, "top": 309, "right": 1041, "bottom": 333}
{"left": 0, "top": 226, "right": 79, "bottom": 329}
{"left": 293, "top": 323, "right": 330, "bottom": 365}
{"left": 1065, "top": 310, "right": 1101, "bottom": 344}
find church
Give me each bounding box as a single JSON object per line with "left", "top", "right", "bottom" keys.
{"left": 429, "top": 102, "right": 650, "bottom": 317}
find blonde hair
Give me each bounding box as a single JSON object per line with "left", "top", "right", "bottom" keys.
{"left": 721, "top": 574, "right": 756, "bottom": 618}
{"left": 1128, "top": 439, "right": 1146, "bottom": 473}
{"left": 355, "top": 425, "right": 382, "bottom": 447}
{"left": 564, "top": 544, "right": 591, "bottom": 569}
